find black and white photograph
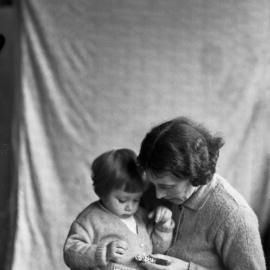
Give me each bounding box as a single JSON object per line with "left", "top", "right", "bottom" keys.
{"left": 0, "top": 1, "right": 270, "bottom": 269}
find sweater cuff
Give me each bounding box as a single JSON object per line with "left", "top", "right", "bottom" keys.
{"left": 155, "top": 219, "right": 175, "bottom": 232}
{"left": 95, "top": 242, "right": 109, "bottom": 266}
{"left": 188, "top": 261, "right": 208, "bottom": 270}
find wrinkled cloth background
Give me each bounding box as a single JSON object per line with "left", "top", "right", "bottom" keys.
{"left": 12, "top": 1, "right": 270, "bottom": 269}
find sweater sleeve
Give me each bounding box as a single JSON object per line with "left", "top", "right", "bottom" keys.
{"left": 151, "top": 218, "right": 175, "bottom": 254}
{"left": 214, "top": 206, "right": 266, "bottom": 270}
{"left": 63, "top": 220, "right": 111, "bottom": 269}
{"left": 136, "top": 206, "right": 174, "bottom": 254}
{"left": 188, "top": 262, "right": 211, "bottom": 270}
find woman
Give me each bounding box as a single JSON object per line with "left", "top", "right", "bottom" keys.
{"left": 137, "top": 117, "right": 266, "bottom": 270}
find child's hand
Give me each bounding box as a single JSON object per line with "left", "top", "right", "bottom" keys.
{"left": 148, "top": 206, "right": 172, "bottom": 228}
{"left": 107, "top": 240, "right": 128, "bottom": 262}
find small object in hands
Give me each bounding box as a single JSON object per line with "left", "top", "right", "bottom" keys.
{"left": 134, "top": 254, "right": 171, "bottom": 265}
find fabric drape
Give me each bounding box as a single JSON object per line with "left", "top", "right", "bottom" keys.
{"left": 13, "top": 1, "right": 270, "bottom": 269}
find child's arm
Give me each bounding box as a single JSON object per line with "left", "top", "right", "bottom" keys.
{"left": 149, "top": 206, "right": 175, "bottom": 254}
{"left": 64, "top": 220, "right": 127, "bottom": 269}
{"left": 64, "top": 221, "right": 104, "bottom": 268}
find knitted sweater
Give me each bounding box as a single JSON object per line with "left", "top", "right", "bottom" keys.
{"left": 64, "top": 201, "right": 174, "bottom": 270}
{"left": 167, "top": 174, "right": 266, "bottom": 270}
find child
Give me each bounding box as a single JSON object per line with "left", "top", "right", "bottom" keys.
{"left": 63, "top": 149, "right": 174, "bottom": 270}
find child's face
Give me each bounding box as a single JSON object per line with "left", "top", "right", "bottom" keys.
{"left": 101, "top": 189, "right": 143, "bottom": 218}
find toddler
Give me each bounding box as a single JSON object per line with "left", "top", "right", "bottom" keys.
{"left": 63, "top": 149, "right": 174, "bottom": 270}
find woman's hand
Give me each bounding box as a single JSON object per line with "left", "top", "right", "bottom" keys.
{"left": 141, "top": 254, "right": 189, "bottom": 270}
{"left": 107, "top": 240, "right": 128, "bottom": 263}
{"left": 148, "top": 206, "right": 173, "bottom": 228}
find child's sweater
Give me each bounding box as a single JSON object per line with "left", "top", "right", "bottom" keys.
{"left": 64, "top": 201, "right": 174, "bottom": 270}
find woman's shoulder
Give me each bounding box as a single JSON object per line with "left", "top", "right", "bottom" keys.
{"left": 213, "top": 174, "right": 252, "bottom": 209}
{"left": 209, "top": 174, "right": 257, "bottom": 225}
{"left": 200, "top": 175, "right": 259, "bottom": 242}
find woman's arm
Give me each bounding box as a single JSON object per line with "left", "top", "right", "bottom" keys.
{"left": 214, "top": 207, "right": 266, "bottom": 270}
{"left": 149, "top": 206, "right": 175, "bottom": 253}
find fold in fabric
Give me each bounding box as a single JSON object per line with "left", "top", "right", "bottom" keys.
{"left": 13, "top": 1, "right": 270, "bottom": 269}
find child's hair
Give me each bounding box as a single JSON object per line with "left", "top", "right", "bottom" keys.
{"left": 91, "top": 148, "right": 146, "bottom": 197}
{"left": 138, "top": 117, "right": 225, "bottom": 186}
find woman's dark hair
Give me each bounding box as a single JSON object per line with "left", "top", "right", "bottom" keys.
{"left": 138, "top": 117, "right": 225, "bottom": 186}
{"left": 91, "top": 148, "right": 146, "bottom": 197}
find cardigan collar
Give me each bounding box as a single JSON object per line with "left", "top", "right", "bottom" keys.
{"left": 181, "top": 174, "right": 218, "bottom": 211}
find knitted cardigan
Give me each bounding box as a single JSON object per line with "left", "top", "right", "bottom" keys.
{"left": 64, "top": 201, "right": 174, "bottom": 270}
{"left": 167, "top": 174, "right": 266, "bottom": 270}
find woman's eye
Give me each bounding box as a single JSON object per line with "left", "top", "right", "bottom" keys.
{"left": 118, "top": 199, "right": 126, "bottom": 203}
{"left": 159, "top": 185, "right": 174, "bottom": 190}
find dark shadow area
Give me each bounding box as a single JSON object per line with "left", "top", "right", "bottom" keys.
{"left": 0, "top": 6, "right": 16, "bottom": 270}
{"left": 262, "top": 222, "right": 270, "bottom": 270}
{"left": 0, "top": 0, "right": 12, "bottom": 6}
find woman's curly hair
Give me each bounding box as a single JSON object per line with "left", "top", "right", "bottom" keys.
{"left": 138, "top": 117, "right": 224, "bottom": 186}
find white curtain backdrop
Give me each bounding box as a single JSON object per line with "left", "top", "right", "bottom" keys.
{"left": 13, "top": 1, "right": 270, "bottom": 269}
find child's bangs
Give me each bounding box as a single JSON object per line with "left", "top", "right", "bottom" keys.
{"left": 122, "top": 178, "right": 145, "bottom": 193}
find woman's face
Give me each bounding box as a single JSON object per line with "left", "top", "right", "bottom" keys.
{"left": 146, "top": 172, "right": 198, "bottom": 204}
